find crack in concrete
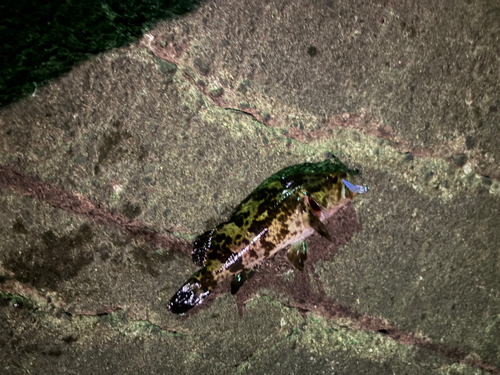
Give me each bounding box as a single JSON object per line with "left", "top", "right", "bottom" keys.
{"left": 233, "top": 350, "right": 257, "bottom": 369}
{"left": 1, "top": 167, "right": 499, "bottom": 374}
{"left": 274, "top": 298, "right": 500, "bottom": 375}
{"left": 223, "top": 107, "right": 268, "bottom": 127}
{"left": 80, "top": 308, "right": 189, "bottom": 337}
{"left": 0, "top": 293, "right": 187, "bottom": 337}
{"left": 147, "top": 47, "right": 499, "bottom": 183}
{"left": 168, "top": 53, "right": 499, "bottom": 182}
{"left": 0, "top": 164, "right": 191, "bottom": 255}
{"left": 233, "top": 326, "right": 297, "bottom": 370}
{"left": 288, "top": 267, "right": 500, "bottom": 374}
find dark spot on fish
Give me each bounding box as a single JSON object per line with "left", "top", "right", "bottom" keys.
{"left": 214, "top": 232, "right": 230, "bottom": 245}
{"left": 260, "top": 237, "right": 275, "bottom": 256}
{"left": 234, "top": 215, "right": 244, "bottom": 228}
{"left": 208, "top": 241, "right": 232, "bottom": 262}
{"left": 228, "top": 258, "right": 244, "bottom": 273}
{"left": 239, "top": 210, "right": 251, "bottom": 220}
{"left": 279, "top": 226, "right": 290, "bottom": 241}
{"left": 332, "top": 176, "right": 338, "bottom": 184}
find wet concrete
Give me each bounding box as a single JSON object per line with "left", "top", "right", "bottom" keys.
{"left": 1, "top": 0, "right": 499, "bottom": 373}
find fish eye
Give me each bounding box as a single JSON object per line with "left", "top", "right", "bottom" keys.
{"left": 332, "top": 175, "right": 338, "bottom": 184}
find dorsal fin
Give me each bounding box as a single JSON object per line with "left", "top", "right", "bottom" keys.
{"left": 192, "top": 228, "right": 216, "bottom": 266}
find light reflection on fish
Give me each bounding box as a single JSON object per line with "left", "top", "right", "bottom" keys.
{"left": 168, "top": 155, "right": 369, "bottom": 314}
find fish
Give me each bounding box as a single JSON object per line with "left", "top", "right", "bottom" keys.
{"left": 168, "top": 155, "right": 369, "bottom": 314}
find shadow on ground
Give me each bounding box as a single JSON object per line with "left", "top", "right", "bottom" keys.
{"left": 0, "top": 0, "right": 202, "bottom": 107}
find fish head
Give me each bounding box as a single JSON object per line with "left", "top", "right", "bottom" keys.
{"left": 307, "top": 171, "right": 369, "bottom": 212}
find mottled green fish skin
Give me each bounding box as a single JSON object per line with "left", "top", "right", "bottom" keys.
{"left": 168, "top": 156, "right": 366, "bottom": 314}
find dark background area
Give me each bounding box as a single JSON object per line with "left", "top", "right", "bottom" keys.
{"left": 0, "top": 0, "right": 201, "bottom": 107}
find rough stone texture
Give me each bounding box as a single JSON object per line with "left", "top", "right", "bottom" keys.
{"left": 1, "top": 0, "right": 499, "bottom": 374}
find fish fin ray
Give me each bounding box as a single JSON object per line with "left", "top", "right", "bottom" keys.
{"left": 305, "top": 208, "right": 333, "bottom": 242}
{"left": 287, "top": 241, "right": 308, "bottom": 271}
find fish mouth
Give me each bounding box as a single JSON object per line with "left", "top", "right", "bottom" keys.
{"left": 168, "top": 280, "right": 210, "bottom": 315}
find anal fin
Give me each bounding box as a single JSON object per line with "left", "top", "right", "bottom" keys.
{"left": 287, "top": 240, "right": 308, "bottom": 271}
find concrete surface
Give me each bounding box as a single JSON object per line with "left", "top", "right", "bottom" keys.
{"left": 1, "top": 0, "right": 499, "bottom": 374}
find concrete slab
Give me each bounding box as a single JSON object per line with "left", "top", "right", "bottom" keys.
{"left": 1, "top": 0, "right": 499, "bottom": 373}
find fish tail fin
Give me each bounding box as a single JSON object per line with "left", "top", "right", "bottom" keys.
{"left": 168, "top": 268, "right": 212, "bottom": 314}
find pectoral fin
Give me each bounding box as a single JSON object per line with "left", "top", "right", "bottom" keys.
{"left": 307, "top": 211, "right": 333, "bottom": 242}
{"left": 303, "top": 196, "right": 333, "bottom": 242}
{"left": 231, "top": 269, "right": 255, "bottom": 295}
{"left": 287, "top": 241, "right": 308, "bottom": 271}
